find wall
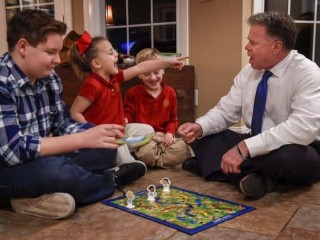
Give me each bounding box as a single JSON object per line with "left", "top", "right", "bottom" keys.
{"left": 189, "top": 0, "right": 252, "bottom": 118}
{"left": 0, "top": 1, "right": 6, "bottom": 55}
{"left": 72, "top": 0, "right": 84, "bottom": 33}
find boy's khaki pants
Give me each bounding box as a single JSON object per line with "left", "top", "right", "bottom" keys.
{"left": 135, "top": 132, "right": 193, "bottom": 168}
{"left": 114, "top": 123, "right": 154, "bottom": 171}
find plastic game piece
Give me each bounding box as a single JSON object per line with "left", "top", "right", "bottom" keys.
{"left": 160, "top": 177, "right": 171, "bottom": 192}
{"left": 147, "top": 185, "right": 157, "bottom": 201}
{"left": 115, "top": 134, "right": 152, "bottom": 146}
{"left": 126, "top": 190, "right": 135, "bottom": 209}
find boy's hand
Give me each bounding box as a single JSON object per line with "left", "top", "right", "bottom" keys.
{"left": 83, "top": 124, "right": 124, "bottom": 149}
{"left": 163, "top": 133, "right": 176, "bottom": 147}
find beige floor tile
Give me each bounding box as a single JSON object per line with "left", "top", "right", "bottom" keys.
{"left": 276, "top": 227, "right": 320, "bottom": 240}
{"left": 169, "top": 226, "right": 275, "bottom": 240}
{"left": 286, "top": 203, "right": 320, "bottom": 232}
{"left": 0, "top": 168, "right": 319, "bottom": 240}
{"left": 0, "top": 208, "right": 60, "bottom": 239}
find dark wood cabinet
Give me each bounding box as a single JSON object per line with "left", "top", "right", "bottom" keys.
{"left": 55, "top": 65, "right": 195, "bottom": 124}
{"left": 54, "top": 65, "right": 82, "bottom": 110}
{"left": 164, "top": 66, "right": 195, "bottom": 124}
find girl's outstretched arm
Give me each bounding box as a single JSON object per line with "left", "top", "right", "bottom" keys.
{"left": 123, "top": 56, "right": 189, "bottom": 81}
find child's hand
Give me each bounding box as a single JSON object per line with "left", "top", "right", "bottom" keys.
{"left": 166, "top": 56, "right": 189, "bottom": 70}
{"left": 163, "top": 133, "right": 176, "bottom": 147}
{"left": 83, "top": 124, "right": 125, "bottom": 149}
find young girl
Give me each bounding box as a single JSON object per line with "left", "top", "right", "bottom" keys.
{"left": 69, "top": 32, "right": 186, "bottom": 186}
{"left": 123, "top": 48, "right": 193, "bottom": 168}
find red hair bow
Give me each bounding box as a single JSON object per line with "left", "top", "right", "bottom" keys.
{"left": 76, "top": 31, "right": 92, "bottom": 55}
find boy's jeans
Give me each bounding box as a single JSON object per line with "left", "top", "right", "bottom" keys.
{"left": 0, "top": 148, "right": 117, "bottom": 206}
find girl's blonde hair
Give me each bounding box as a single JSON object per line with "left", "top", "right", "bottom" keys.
{"left": 135, "top": 48, "right": 163, "bottom": 64}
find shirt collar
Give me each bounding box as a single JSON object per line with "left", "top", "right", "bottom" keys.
{"left": 140, "top": 82, "right": 165, "bottom": 97}
{"left": 269, "top": 50, "right": 295, "bottom": 78}
{"left": 88, "top": 72, "right": 114, "bottom": 87}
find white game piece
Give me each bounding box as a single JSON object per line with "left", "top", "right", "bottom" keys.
{"left": 126, "top": 191, "right": 135, "bottom": 209}
{"left": 147, "top": 185, "right": 157, "bottom": 201}
{"left": 160, "top": 177, "right": 171, "bottom": 192}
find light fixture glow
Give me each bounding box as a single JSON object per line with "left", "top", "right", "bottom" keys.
{"left": 106, "top": 5, "right": 114, "bottom": 26}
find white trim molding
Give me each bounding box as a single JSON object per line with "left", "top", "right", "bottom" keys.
{"left": 177, "top": 0, "right": 189, "bottom": 58}
{"left": 54, "top": 0, "right": 73, "bottom": 33}
{"left": 253, "top": 0, "right": 265, "bottom": 13}
{"left": 83, "top": 0, "right": 106, "bottom": 37}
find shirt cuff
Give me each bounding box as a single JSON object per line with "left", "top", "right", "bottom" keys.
{"left": 196, "top": 118, "right": 213, "bottom": 138}
{"left": 244, "top": 135, "right": 269, "bottom": 157}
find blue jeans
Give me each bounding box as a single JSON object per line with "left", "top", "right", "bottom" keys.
{"left": 0, "top": 148, "right": 117, "bottom": 205}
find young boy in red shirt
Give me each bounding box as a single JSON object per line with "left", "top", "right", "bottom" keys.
{"left": 124, "top": 48, "right": 193, "bottom": 168}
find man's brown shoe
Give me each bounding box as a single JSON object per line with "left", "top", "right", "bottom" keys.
{"left": 182, "top": 157, "right": 202, "bottom": 176}
{"left": 240, "top": 173, "right": 274, "bottom": 199}
{"left": 11, "top": 193, "right": 75, "bottom": 219}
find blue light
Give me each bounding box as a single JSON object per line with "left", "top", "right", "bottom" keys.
{"left": 121, "top": 41, "right": 136, "bottom": 53}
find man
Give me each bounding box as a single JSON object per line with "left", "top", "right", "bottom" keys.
{"left": 0, "top": 9, "right": 125, "bottom": 219}
{"left": 178, "top": 11, "right": 320, "bottom": 199}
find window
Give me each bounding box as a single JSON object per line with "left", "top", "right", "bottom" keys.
{"left": 0, "top": 0, "right": 72, "bottom": 54}
{"left": 104, "top": 0, "right": 187, "bottom": 56}
{"left": 5, "top": 0, "right": 55, "bottom": 22}
{"left": 254, "top": 0, "right": 320, "bottom": 66}
{"left": 105, "top": 0, "right": 176, "bottom": 56}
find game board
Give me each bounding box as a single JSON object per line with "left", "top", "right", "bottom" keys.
{"left": 102, "top": 185, "right": 255, "bottom": 235}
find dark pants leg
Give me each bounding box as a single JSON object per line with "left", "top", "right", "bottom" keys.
{"left": 0, "top": 148, "right": 117, "bottom": 205}
{"left": 191, "top": 129, "right": 247, "bottom": 180}
{"left": 191, "top": 130, "right": 320, "bottom": 185}
{"left": 247, "top": 144, "right": 320, "bottom": 185}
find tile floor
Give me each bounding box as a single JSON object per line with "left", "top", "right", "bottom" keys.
{"left": 1, "top": 167, "right": 320, "bottom": 240}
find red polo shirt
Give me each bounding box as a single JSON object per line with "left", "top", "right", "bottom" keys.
{"left": 124, "top": 84, "right": 179, "bottom": 134}
{"left": 78, "top": 71, "right": 125, "bottom": 125}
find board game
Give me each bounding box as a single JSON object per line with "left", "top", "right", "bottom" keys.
{"left": 102, "top": 182, "right": 254, "bottom": 235}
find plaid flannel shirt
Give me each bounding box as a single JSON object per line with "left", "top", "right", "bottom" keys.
{"left": 0, "top": 53, "right": 92, "bottom": 166}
